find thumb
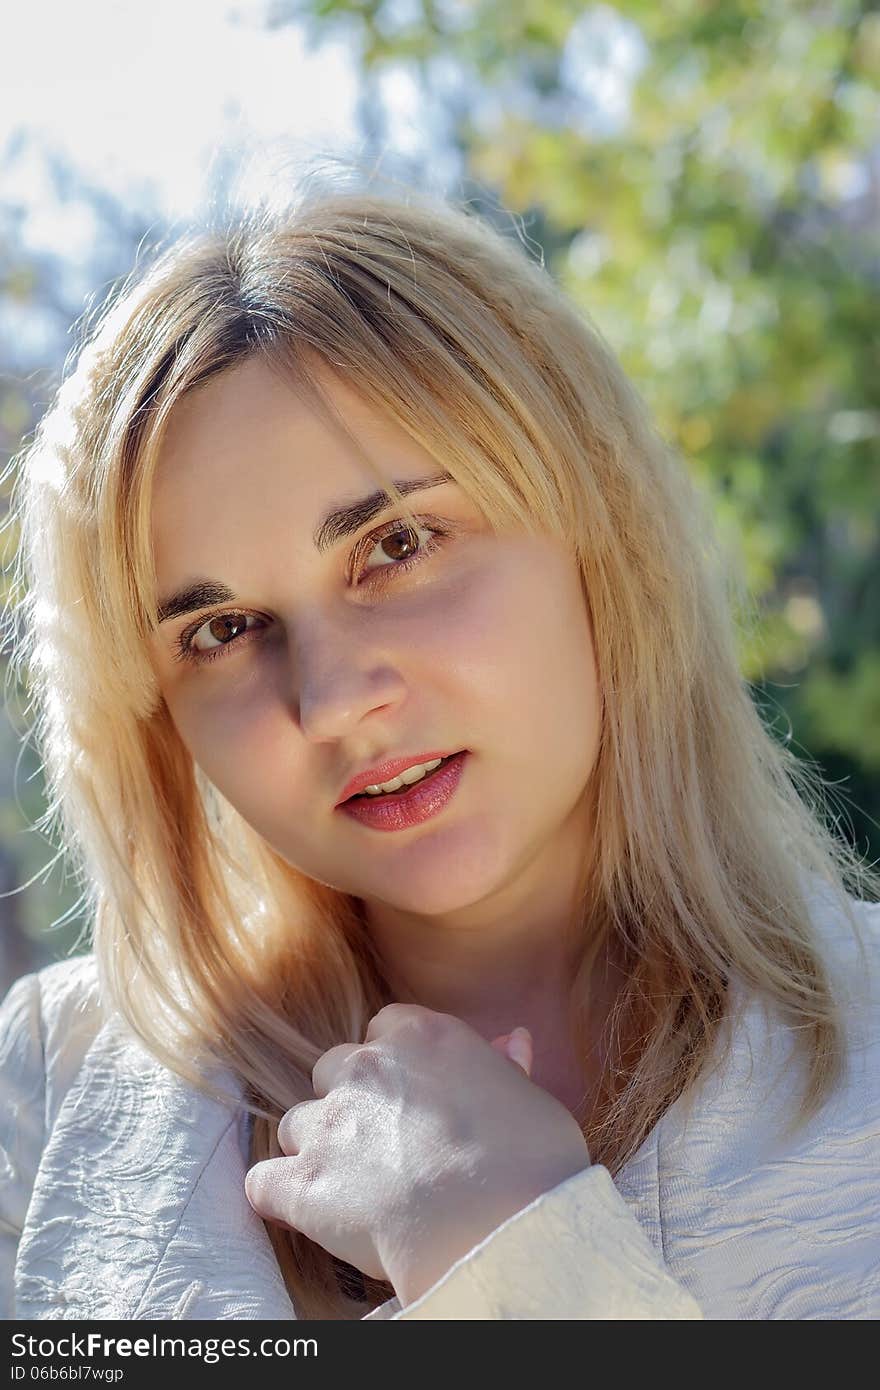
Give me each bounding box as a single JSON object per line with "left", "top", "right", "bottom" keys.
{"left": 489, "top": 1026, "right": 533, "bottom": 1077}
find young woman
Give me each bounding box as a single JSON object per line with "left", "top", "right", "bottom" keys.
{"left": 1, "top": 180, "right": 877, "bottom": 1321}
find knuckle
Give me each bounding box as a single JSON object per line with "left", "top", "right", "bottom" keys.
{"left": 371, "top": 1002, "right": 413, "bottom": 1026}
{"left": 245, "top": 1160, "right": 270, "bottom": 1204}
{"left": 276, "top": 1097, "right": 318, "bottom": 1154}
{"left": 276, "top": 1108, "right": 298, "bottom": 1154}
{"left": 377, "top": 1001, "right": 446, "bottom": 1035}
{"left": 319, "top": 1091, "right": 346, "bottom": 1135}
{"left": 345, "top": 1046, "right": 385, "bottom": 1086}
{"left": 312, "top": 1042, "right": 350, "bottom": 1082}
{"left": 408, "top": 1006, "right": 452, "bottom": 1043}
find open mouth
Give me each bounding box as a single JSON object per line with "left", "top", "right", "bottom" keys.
{"left": 346, "top": 752, "right": 464, "bottom": 801}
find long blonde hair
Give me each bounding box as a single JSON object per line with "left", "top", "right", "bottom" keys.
{"left": 3, "top": 172, "right": 878, "bottom": 1318}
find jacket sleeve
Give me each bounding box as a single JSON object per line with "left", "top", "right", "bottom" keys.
{"left": 364, "top": 1164, "right": 704, "bottom": 1320}
{"left": 0, "top": 972, "right": 46, "bottom": 1319}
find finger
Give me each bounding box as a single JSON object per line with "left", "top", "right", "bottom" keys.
{"left": 506, "top": 1026, "right": 534, "bottom": 1076}
{"left": 363, "top": 1001, "right": 426, "bottom": 1043}
{"left": 312, "top": 1041, "right": 362, "bottom": 1099}
{"left": 244, "top": 1157, "right": 306, "bottom": 1231}
{"left": 490, "top": 1027, "right": 533, "bottom": 1076}
{"left": 277, "top": 1098, "right": 321, "bottom": 1156}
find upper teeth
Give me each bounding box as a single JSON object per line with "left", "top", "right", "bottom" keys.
{"left": 363, "top": 757, "right": 444, "bottom": 795}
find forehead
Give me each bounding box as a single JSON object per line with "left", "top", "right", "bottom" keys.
{"left": 151, "top": 354, "right": 433, "bottom": 519}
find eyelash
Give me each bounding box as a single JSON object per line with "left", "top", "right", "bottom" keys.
{"left": 171, "top": 515, "right": 450, "bottom": 668}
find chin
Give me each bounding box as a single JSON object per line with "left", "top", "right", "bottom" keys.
{"left": 357, "top": 820, "right": 512, "bottom": 916}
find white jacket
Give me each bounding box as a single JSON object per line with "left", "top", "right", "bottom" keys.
{"left": 1, "top": 885, "right": 878, "bottom": 1321}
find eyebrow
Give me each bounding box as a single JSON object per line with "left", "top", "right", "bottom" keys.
{"left": 155, "top": 471, "right": 454, "bottom": 624}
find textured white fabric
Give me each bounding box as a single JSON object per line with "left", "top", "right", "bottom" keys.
{"left": 1, "top": 887, "right": 877, "bottom": 1321}
{"left": 362, "top": 1164, "right": 702, "bottom": 1319}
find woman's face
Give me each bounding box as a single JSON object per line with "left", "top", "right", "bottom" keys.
{"left": 148, "top": 355, "right": 603, "bottom": 927}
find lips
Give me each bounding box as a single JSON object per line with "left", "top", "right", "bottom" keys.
{"left": 336, "top": 750, "right": 464, "bottom": 805}
{"left": 347, "top": 754, "right": 456, "bottom": 800}
{"left": 338, "top": 750, "right": 469, "bottom": 831}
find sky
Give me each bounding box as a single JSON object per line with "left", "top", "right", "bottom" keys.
{"left": 0, "top": 0, "right": 667, "bottom": 365}
{"left": 0, "top": 0, "right": 650, "bottom": 264}
{"left": 4, "top": 0, "right": 360, "bottom": 182}
{"left": 0, "top": 0, "right": 373, "bottom": 255}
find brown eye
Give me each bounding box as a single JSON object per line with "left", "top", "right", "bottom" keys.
{"left": 379, "top": 527, "right": 419, "bottom": 561}
{"left": 360, "top": 523, "right": 426, "bottom": 578}
{"left": 190, "top": 613, "right": 254, "bottom": 654}
{"left": 200, "top": 614, "right": 248, "bottom": 644}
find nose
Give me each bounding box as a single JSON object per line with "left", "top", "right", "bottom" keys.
{"left": 292, "top": 614, "right": 408, "bottom": 744}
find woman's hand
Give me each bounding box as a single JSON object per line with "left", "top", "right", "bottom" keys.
{"left": 244, "top": 1004, "right": 591, "bottom": 1306}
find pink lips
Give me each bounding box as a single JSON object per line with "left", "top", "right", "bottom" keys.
{"left": 338, "top": 751, "right": 469, "bottom": 832}
{"left": 336, "top": 750, "right": 459, "bottom": 805}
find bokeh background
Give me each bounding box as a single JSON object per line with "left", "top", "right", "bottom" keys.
{"left": 1, "top": 0, "right": 877, "bottom": 993}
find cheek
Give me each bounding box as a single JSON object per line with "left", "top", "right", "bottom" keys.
{"left": 543, "top": 574, "right": 602, "bottom": 768}
{"left": 167, "top": 679, "right": 278, "bottom": 795}
{"left": 471, "top": 557, "right": 601, "bottom": 781}
{"left": 377, "top": 562, "right": 521, "bottom": 691}
{"left": 404, "top": 551, "right": 600, "bottom": 726}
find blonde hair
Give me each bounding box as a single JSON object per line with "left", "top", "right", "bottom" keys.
{"left": 3, "top": 171, "right": 878, "bottom": 1318}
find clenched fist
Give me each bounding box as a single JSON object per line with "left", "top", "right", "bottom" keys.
{"left": 245, "top": 1003, "right": 591, "bottom": 1306}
